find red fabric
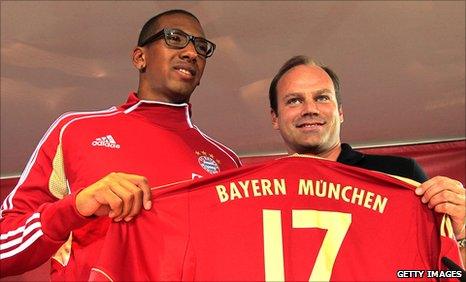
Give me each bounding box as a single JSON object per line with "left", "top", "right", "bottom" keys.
{"left": 91, "top": 156, "right": 462, "bottom": 281}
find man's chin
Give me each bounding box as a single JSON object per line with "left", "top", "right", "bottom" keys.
{"left": 293, "top": 144, "right": 320, "bottom": 154}
{"left": 168, "top": 86, "right": 196, "bottom": 103}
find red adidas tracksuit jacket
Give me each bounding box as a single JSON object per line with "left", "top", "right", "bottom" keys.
{"left": 0, "top": 92, "right": 241, "bottom": 280}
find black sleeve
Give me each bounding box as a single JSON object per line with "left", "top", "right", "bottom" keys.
{"left": 411, "top": 158, "right": 429, "bottom": 183}
{"left": 350, "top": 154, "right": 429, "bottom": 183}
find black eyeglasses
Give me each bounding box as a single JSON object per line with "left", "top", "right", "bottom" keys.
{"left": 139, "top": 28, "right": 216, "bottom": 58}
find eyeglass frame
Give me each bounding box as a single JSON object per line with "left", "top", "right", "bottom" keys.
{"left": 138, "top": 28, "right": 216, "bottom": 58}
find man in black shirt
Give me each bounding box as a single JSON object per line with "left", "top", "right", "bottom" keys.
{"left": 269, "top": 55, "right": 465, "bottom": 264}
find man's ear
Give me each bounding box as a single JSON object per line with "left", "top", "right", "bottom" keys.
{"left": 132, "top": 47, "right": 146, "bottom": 72}
{"left": 271, "top": 109, "right": 279, "bottom": 130}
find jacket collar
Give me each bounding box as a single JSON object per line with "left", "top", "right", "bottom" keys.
{"left": 118, "top": 92, "right": 194, "bottom": 130}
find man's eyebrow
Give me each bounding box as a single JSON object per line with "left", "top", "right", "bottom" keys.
{"left": 283, "top": 92, "right": 302, "bottom": 99}
{"left": 312, "top": 89, "right": 333, "bottom": 95}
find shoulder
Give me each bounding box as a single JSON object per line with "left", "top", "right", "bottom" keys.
{"left": 192, "top": 126, "right": 242, "bottom": 168}
{"left": 30, "top": 107, "right": 120, "bottom": 150}
{"left": 47, "top": 107, "right": 122, "bottom": 137}
{"left": 48, "top": 107, "right": 119, "bottom": 129}
{"left": 338, "top": 143, "right": 428, "bottom": 182}
{"left": 58, "top": 107, "right": 121, "bottom": 127}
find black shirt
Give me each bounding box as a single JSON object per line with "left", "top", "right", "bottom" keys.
{"left": 337, "top": 143, "right": 428, "bottom": 183}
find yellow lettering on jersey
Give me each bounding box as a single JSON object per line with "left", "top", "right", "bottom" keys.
{"left": 216, "top": 178, "right": 287, "bottom": 203}
{"left": 261, "top": 179, "right": 273, "bottom": 196}
{"left": 298, "top": 179, "right": 314, "bottom": 195}
{"left": 238, "top": 180, "right": 250, "bottom": 197}
{"left": 298, "top": 179, "right": 388, "bottom": 214}
{"left": 373, "top": 195, "right": 388, "bottom": 213}
{"left": 229, "top": 183, "right": 243, "bottom": 200}
{"left": 351, "top": 187, "right": 365, "bottom": 206}
{"left": 251, "top": 179, "right": 261, "bottom": 196}
{"left": 341, "top": 186, "right": 352, "bottom": 202}
{"left": 216, "top": 185, "right": 229, "bottom": 203}
{"left": 263, "top": 210, "right": 285, "bottom": 281}
{"left": 216, "top": 178, "right": 387, "bottom": 213}
{"left": 315, "top": 180, "right": 326, "bottom": 197}
{"left": 328, "top": 182, "right": 341, "bottom": 200}
{"left": 274, "top": 179, "right": 287, "bottom": 195}
{"left": 363, "top": 191, "right": 374, "bottom": 209}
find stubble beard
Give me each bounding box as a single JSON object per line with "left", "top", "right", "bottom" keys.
{"left": 167, "top": 81, "right": 197, "bottom": 104}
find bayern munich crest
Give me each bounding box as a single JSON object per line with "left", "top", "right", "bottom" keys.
{"left": 196, "top": 151, "right": 220, "bottom": 174}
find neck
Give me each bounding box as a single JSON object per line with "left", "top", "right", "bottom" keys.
{"left": 290, "top": 142, "right": 342, "bottom": 161}
{"left": 137, "top": 83, "right": 190, "bottom": 104}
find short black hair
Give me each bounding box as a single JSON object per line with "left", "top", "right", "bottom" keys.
{"left": 137, "top": 9, "right": 201, "bottom": 46}
{"left": 269, "top": 55, "right": 341, "bottom": 114}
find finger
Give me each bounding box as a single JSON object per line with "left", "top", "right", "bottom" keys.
{"left": 118, "top": 173, "right": 152, "bottom": 210}
{"left": 117, "top": 178, "right": 144, "bottom": 221}
{"left": 420, "top": 178, "right": 465, "bottom": 203}
{"left": 433, "top": 202, "right": 466, "bottom": 222}
{"left": 106, "top": 191, "right": 124, "bottom": 220}
{"left": 415, "top": 177, "right": 437, "bottom": 195}
{"left": 94, "top": 187, "right": 124, "bottom": 220}
{"left": 416, "top": 176, "right": 457, "bottom": 195}
{"left": 427, "top": 190, "right": 466, "bottom": 208}
{"left": 109, "top": 183, "right": 134, "bottom": 221}
{"left": 93, "top": 186, "right": 122, "bottom": 218}
{"left": 438, "top": 178, "right": 466, "bottom": 194}
{"left": 435, "top": 203, "right": 466, "bottom": 238}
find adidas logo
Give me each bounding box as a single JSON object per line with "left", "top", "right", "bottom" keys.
{"left": 91, "top": 135, "right": 121, "bottom": 149}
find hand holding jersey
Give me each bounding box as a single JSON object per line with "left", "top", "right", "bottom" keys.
{"left": 415, "top": 176, "right": 466, "bottom": 266}
{"left": 75, "top": 172, "right": 152, "bottom": 222}
{"left": 415, "top": 176, "right": 466, "bottom": 239}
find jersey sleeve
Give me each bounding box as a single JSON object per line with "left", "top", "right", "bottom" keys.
{"left": 0, "top": 114, "right": 92, "bottom": 277}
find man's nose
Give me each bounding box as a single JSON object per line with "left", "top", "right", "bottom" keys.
{"left": 180, "top": 41, "right": 198, "bottom": 62}
{"left": 301, "top": 100, "right": 320, "bottom": 116}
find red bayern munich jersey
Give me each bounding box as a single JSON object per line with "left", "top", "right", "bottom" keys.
{"left": 90, "top": 156, "right": 463, "bottom": 281}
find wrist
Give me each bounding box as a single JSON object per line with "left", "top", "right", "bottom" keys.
{"left": 41, "top": 194, "right": 94, "bottom": 241}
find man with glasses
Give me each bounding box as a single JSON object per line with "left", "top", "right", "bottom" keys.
{"left": 0, "top": 9, "right": 241, "bottom": 280}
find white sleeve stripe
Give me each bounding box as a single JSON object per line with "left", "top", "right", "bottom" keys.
{"left": 0, "top": 107, "right": 118, "bottom": 215}
{"left": 0, "top": 213, "right": 40, "bottom": 239}
{"left": 0, "top": 230, "right": 43, "bottom": 259}
{"left": 194, "top": 125, "right": 240, "bottom": 158}
{"left": 0, "top": 222, "right": 41, "bottom": 249}
{"left": 193, "top": 127, "right": 240, "bottom": 168}
{"left": 90, "top": 268, "right": 114, "bottom": 282}
{"left": 59, "top": 111, "right": 122, "bottom": 140}
{"left": 194, "top": 126, "right": 242, "bottom": 167}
